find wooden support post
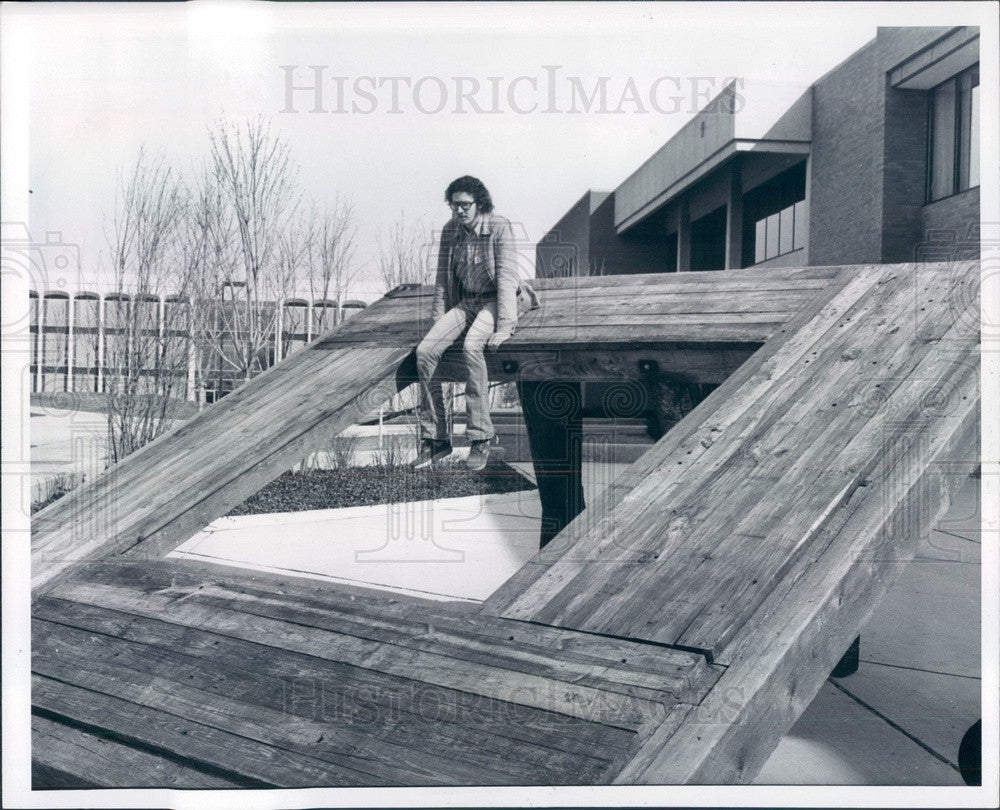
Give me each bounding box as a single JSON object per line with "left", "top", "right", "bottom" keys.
{"left": 725, "top": 162, "right": 743, "bottom": 270}
{"left": 677, "top": 198, "right": 692, "bottom": 272}
{"left": 517, "top": 380, "right": 586, "bottom": 549}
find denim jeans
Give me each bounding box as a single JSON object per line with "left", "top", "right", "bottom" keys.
{"left": 415, "top": 296, "right": 498, "bottom": 442}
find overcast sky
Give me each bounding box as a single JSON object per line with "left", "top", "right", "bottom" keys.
{"left": 2, "top": 1, "right": 992, "bottom": 295}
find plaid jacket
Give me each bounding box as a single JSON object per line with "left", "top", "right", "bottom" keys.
{"left": 432, "top": 212, "right": 526, "bottom": 333}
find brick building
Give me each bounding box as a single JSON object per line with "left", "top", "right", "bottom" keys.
{"left": 536, "top": 27, "right": 980, "bottom": 278}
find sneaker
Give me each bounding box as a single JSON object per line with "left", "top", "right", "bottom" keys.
{"left": 465, "top": 435, "right": 497, "bottom": 472}
{"left": 411, "top": 438, "right": 452, "bottom": 470}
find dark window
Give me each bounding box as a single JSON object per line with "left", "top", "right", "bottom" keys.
{"left": 312, "top": 301, "right": 339, "bottom": 335}
{"left": 690, "top": 205, "right": 727, "bottom": 272}
{"left": 928, "top": 65, "right": 979, "bottom": 202}
{"left": 742, "top": 161, "right": 807, "bottom": 266}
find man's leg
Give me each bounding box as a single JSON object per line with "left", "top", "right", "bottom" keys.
{"left": 415, "top": 306, "right": 470, "bottom": 440}
{"left": 461, "top": 301, "right": 498, "bottom": 442}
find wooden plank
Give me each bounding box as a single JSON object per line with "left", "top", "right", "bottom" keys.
{"left": 614, "top": 368, "right": 979, "bottom": 783}
{"left": 32, "top": 674, "right": 364, "bottom": 788}
{"left": 490, "top": 264, "right": 977, "bottom": 657}
{"left": 490, "top": 264, "right": 938, "bottom": 621}
{"left": 32, "top": 611, "right": 626, "bottom": 784}
{"left": 32, "top": 605, "right": 628, "bottom": 772}
{"left": 671, "top": 321, "right": 978, "bottom": 653}
{"left": 485, "top": 262, "right": 976, "bottom": 662}
{"left": 317, "top": 268, "right": 839, "bottom": 349}
{"left": 431, "top": 346, "right": 757, "bottom": 386}
{"left": 328, "top": 292, "right": 808, "bottom": 336}
{"left": 363, "top": 265, "right": 841, "bottom": 301}
{"left": 31, "top": 714, "right": 240, "bottom": 789}
{"left": 32, "top": 760, "right": 101, "bottom": 790}
{"left": 32, "top": 595, "right": 645, "bottom": 756}
{"left": 40, "top": 581, "right": 666, "bottom": 732}
{"left": 30, "top": 620, "right": 422, "bottom": 786}
{"left": 580, "top": 264, "right": 970, "bottom": 652}
{"left": 144, "top": 579, "right": 697, "bottom": 703}
{"left": 713, "top": 354, "right": 980, "bottom": 666}
{"left": 56, "top": 557, "right": 718, "bottom": 703}
{"left": 335, "top": 321, "right": 789, "bottom": 348}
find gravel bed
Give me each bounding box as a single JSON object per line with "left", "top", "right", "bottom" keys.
{"left": 32, "top": 460, "right": 534, "bottom": 517}
{"left": 226, "top": 459, "right": 535, "bottom": 516}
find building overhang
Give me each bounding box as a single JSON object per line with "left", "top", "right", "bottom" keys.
{"left": 616, "top": 140, "right": 810, "bottom": 234}
{"left": 889, "top": 26, "right": 979, "bottom": 89}
{"left": 614, "top": 80, "right": 812, "bottom": 235}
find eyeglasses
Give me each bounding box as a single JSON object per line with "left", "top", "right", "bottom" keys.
{"left": 448, "top": 200, "right": 476, "bottom": 211}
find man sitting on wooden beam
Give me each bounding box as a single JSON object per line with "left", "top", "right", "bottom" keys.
{"left": 411, "top": 175, "right": 535, "bottom": 471}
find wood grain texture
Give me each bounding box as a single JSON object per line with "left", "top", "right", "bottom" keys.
{"left": 617, "top": 364, "right": 978, "bottom": 783}
{"left": 316, "top": 266, "right": 836, "bottom": 349}
{"left": 429, "top": 345, "right": 757, "bottom": 385}
{"left": 487, "top": 262, "right": 978, "bottom": 663}
{"left": 31, "top": 714, "right": 242, "bottom": 789}
{"left": 30, "top": 548, "right": 726, "bottom": 785}
{"left": 482, "top": 266, "right": 873, "bottom": 615}
{"left": 32, "top": 675, "right": 330, "bottom": 788}
{"left": 39, "top": 581, "right": 677, "bottom": 731}
{"left": 32, "top": 609, "right": 628, "bottom": 785}
{"left": 57, "top": 558, "right": 716, "bottom": 703}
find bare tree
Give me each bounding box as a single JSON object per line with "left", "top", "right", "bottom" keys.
{"left": 190, "top": 117, "right": 301, "bottom": 395}
{"left": 100, "top": 120, "right": 360, "bottom": 464}
{"left": 103, "top": 148, "right": 192, "bottom": 462}
{"left": 376, "top": 214, "right": 431, "bottom": 292}
{"left": 300, "top": 196, "right": 358, "bottom": 335}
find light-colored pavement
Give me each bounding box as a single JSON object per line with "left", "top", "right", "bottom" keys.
{"left": 172, "top": 490, "right": 544, "bottom": 602}
{"left": 29, "top": 406, "right": 108, "bottom": 505}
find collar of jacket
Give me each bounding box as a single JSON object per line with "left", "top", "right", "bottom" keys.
{"left": 450, "top": 212, "right": 494, "bottom": 240}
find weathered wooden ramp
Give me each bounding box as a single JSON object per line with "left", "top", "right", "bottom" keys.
{"left": 30, "top": 262, "right": 979, "bottom": 787}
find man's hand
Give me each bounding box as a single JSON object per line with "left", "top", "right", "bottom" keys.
{"left": 486, "top": 330, "right": 512, "bottom": 351}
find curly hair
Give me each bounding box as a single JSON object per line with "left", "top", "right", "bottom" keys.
{"left": 445, "top": 176, "right": 494, "bottom": 213}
